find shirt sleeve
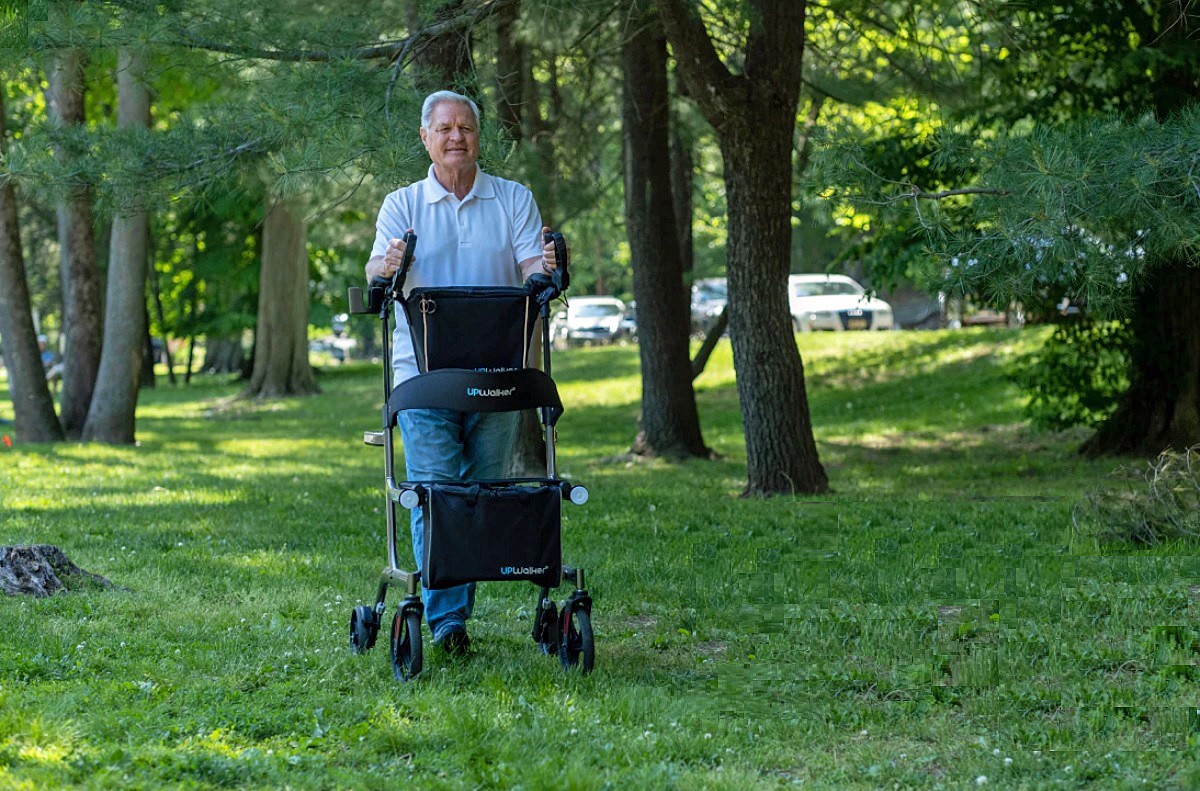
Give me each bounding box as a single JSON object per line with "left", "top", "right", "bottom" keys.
{"left": 510, "top": 184, "right": 545, "bottom": 264}
{"left": 371, "top": 190, "right": 410, "bottom": 259}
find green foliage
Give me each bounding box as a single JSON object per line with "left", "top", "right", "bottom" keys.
{"left": 815, "top": 0, "right": 1200, "bottom": 313}
{"left": 150, "top": 188, "right": 264, "bottom": 344}
{"left": 4, "top": 330, "right": 1198, "bottom": 786}
{"left": 928, "top": 110, "right": 1200, "bottom": 316}
{"left": 968, "top": 0, "right": 1200, "bottom": 122}
{"left": 1011, "top": 318, "right": 1132, "bottom": 431}
{"left": 826, "top": 108, "right": 1200, "bottom": 317}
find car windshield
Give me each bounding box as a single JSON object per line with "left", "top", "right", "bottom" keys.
{"left": 792, "top": 281, "right": 863, "bottom": 298}
{"left": 694, "top": 282, "right": 727, "bottom": 302}
{"left": 575, "top": 304, "right": 621, "bottom": 318}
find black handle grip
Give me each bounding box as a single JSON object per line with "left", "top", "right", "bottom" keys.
{"left": 388, "top": 230, "right": 417, "bottom": 296}
{"left": 542, "top": 231, "right": 570, "bottom": 293}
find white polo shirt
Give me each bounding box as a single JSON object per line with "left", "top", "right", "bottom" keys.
{"left": 371, "top": 164, "right": 544, "bottom": 381}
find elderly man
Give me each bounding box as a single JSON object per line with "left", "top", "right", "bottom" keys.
{"left": 364, "top": 90, "right": 565, "bottom": 656}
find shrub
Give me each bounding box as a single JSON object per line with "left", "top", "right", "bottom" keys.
{"left": 1011, "top": 318, "right": 1131, "bottom": 430}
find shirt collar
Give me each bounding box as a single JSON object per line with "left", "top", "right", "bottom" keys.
{"left": 423, "top": 164, "right": 494, "bottom": 204}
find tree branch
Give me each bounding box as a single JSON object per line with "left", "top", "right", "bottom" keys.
{"left": 181, "top": 138, "right": 265, "bottom": 171}
{"left": 656, "top": 0, "right": 741, "bottom": 124}
{"left": 907, "top": 186, "right": 1011, "bottom": 200}
{"left": 155, "top": 0, "right": 502, "bottom": 64}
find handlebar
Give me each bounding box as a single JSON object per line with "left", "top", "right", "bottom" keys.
{"left": 543, "top": 230, "right": 570, "bottom": 294}
{"left": 388, "top": 230, "right": 417, "bottom": 298}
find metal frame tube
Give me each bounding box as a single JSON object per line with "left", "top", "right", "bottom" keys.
{"left": 380, "top": 304, "right": 402, "bottom": 573}
{"left": 540, "top": 302, "right": 557, "bottom": 479}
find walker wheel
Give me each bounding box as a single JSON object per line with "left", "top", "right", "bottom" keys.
{"left": 390, "top": 607, "right": 423, "bottom": 681}
{"left": 532, "top": 599, "right": 558, "bottom": 656}
{"left": 558, "top": 604, "right": 594, "bottom": 673}
{"left": 349, "top": 605, "right": 378, "bottom": 654}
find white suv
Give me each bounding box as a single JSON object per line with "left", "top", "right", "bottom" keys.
{"left": 788, "top": 274, "right": 894, "bottom": 332}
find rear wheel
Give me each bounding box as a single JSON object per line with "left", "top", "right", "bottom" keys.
{"left": 349, "top": 605, "right": 379, "bottom": 654}
{"left": 390, "top": 608, "right": 423, "bottom": 681}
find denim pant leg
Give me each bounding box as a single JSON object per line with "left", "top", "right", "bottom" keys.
{"left": 461, "top": 410, "right": 519, "bottom": 481}
{"left": 396, "top": 408, "right": 517, "bottom": 641}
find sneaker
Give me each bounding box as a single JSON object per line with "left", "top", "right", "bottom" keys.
{"left": 438, "top": 625, "right": 470, "bottom": 657}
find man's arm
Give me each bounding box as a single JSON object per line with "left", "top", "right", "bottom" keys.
{"left": 365, "top": 254, "right": 387, "bottom": 281}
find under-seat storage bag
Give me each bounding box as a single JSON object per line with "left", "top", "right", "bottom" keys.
{"left": 421, "top": 483, "right": 562, "bottom": 589}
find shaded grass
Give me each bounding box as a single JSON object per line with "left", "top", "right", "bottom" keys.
{"left": 2, "top": 328, "right": 1199, "bottom": 789}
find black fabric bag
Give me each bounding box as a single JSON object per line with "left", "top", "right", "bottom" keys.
{"left": 402, "top": 286, "right": 536, "bottom": 373}
{"left": 421, "top": 483, "right": 562, "bottom": 589}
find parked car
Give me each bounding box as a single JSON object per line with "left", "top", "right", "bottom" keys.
{"left": 690, "top": 277, "right": 727, "bottom": 335}
{"left": 788, "top": 274, "right": 895, "bottom": 332}
{"left": 550, "top": 296, "right": 628, "bottom": 347}
{"left": 619, "top": 300, "right": 638, "bottom": 342}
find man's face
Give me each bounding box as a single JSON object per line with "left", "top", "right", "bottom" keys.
{"left": 420, "top": 101, "right": 480, "bottom": 171}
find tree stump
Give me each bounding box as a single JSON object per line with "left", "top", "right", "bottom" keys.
{"left": 0, "top": 545, "right": 115, "bottom": 597}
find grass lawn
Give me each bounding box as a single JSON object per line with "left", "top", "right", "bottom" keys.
{"left": 2, "top": 327, "right": 1198, "bottom": 789}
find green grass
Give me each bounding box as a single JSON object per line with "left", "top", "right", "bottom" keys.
{"left": 2, "top": 328, "right": 1199, "bottom": 789}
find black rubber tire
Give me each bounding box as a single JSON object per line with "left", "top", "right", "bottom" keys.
{"left": 533, "top": 599, "right": 558, "bottom": 656}
{"left": 390, "top": 608, "right": 423, "bottom": 681}
{"left": 349, "top": 605, "right": 378, "bottom": 654}
{"left": 558, "top": 605, "right": 595, "bottom": 673}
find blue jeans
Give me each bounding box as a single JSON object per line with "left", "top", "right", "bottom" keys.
{"left": 396, "top": 408, "right": 518, "bottom": 641}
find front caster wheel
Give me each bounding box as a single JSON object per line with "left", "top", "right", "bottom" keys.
{"left": 349, "top": 605, "right": 379, "bottom": 654}
{"left": 558, "top": 605, "right": 594, "bottom": 673}
{"left": 390, "top": 607, "right": 423, "bottom": 681}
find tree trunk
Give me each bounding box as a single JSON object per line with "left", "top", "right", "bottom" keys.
{"left": 83, "top": 49, "right": 151, "bottom": 444}
{"left": 185, "top": 336, "right": 196, "bottom": 383}
{"left": 197, "top": 240, "right": 251, "bottom": 378}
{"left": 622, "top": 3, "right": 709, "bottom": 459}
{"left": 499, "top": 22, "right": 557, "bottom": 473}
{"left": 46, "top": 49, "right": 103, "bottom": 439}
{"left": 1082, "top": 261, "right": 1200, "bottom": 456}
{"left": 722, "top": 129, "right": 828, "bottom": 494}
{"left": 504, "top": 310, "right": 549, "bottom": 476}
{"left": 409, "top": 0, "right": 475, "bottom": 93}
{"left": 184, "top": 282, "right": 199, "bottom": 383}
{"left": 658, "top": 0, "right": 828, "bottom": 495}
{"left": 242, "top": 197, "right": 318, "bottom": 399}
{"left": 148, "top": 253, "right": 177, "bottom": 385}
{"left": 670, "top": 123, "right": 694, "bottom": 278}
{"left": 140, "top": 305, "right": 157, "bottom": 388}
{"left": 494, "top": 0, "right": 524, "bottom": 140}
{"left": 0, "top": 91, "right": 64, "bottom": 442}
{"left": 691, "top": 306, "right": 727, "bottom": 380}
{"left": 203, "top": 336, "right": 246, "bottom": 375}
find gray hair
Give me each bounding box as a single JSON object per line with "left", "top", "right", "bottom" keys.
{"left": 420, "top": 90, "right": 480, "bottom": 129}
